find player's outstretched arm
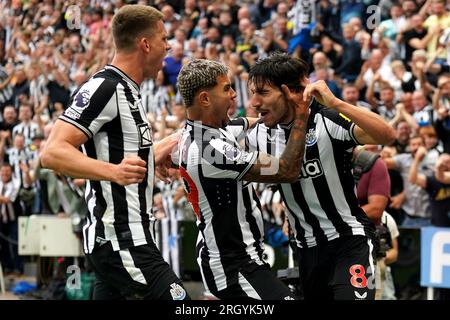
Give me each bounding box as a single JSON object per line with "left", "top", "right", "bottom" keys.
{"left": 303, "top": 80, "right": 396, "bottom": 145}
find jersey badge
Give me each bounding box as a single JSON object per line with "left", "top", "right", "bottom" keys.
{"left": 305, "top": 128, "right": 318, "bottom": 147}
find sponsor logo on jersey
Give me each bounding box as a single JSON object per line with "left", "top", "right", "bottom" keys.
{"left": 354, "top": 291, "right": 368, "bottom": 300}
{"left": 300, "top": 159, "right": 323, "bottom": 179}
{"left": 128, "top": 101, "right": 140, "bottom": 110}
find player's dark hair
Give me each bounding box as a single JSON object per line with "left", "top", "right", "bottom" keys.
{"left": 248, "top": 52, "right": 309, "bottom": 93}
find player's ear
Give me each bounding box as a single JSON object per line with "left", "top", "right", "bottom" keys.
{"left": 301, "top": 77, "right": 310, "bottom": 87}
{"left": 198, "top": 91, "right": 210, "bottom": 106}
{"left": 139, "top": 37, "right": 151, "bottom": 52}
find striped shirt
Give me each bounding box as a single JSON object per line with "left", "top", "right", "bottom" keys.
{"left": 0, "top": 67, "right": 13, "bottom": 108}
{"left": 177, "top": 118, "right": 265, "bottom": 292}
{"left": 12, "top": 121, "right": 40, "bottom": 145}
{"left": 233, "top": 75, "right": 249, "bottom": 111}
{"left": 6, "top": 147, "right": 34, "bottom": 188}
{"left": 247, "top": 100, "right": 375, "bottom": 249}
{"left": 154, "top": 179, "right": 184, "bottom": 278}
{"left": 140, "top": 79, "right": 171, "bottom": 116}
{"left": 0, "top": 178, "right": 21, "bottom": 224}
{"left": 376, "top": 103, "right": 397, "bottom": 122}
{"left": 60, "top": 64, "right": 155, "bottom": 254}
{"left": 290, "top": 0, "right": 317, "bottom": 35}
{"left": 29, "top": 76, "right": 49, "bottom": 109}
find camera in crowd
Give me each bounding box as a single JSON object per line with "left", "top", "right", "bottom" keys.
{"left": 374, "top": 222, "right": 393, "bottom": 260}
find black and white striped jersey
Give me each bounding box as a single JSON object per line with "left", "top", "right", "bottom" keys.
{"left": 59, "top": 64, "right": 155, "bottom": 254}
{"left": 0, "top": 67, "right": 13, "bottom": 109}
{"left": 0, "top": 178, "right": 21, "bottom": 224}
{"left": 177, "top": 118, "right": 266, "bottom": 292}
{"left": 6, "top": 147, "right": 34, "bottom": 188}
{"left": 29, "top": 76, "right": 49, "bottom": 109}
{"left": 247, "top": 100, "right": 375, "bottom": 249}
{"left": 12, "top": 121, "right": 40, "bottom": 144}
{"left": 233, "top": 75, "right": 249, "bottom": 111}
{"left": 140, "top": 79, "right": 171, "bottom": 116}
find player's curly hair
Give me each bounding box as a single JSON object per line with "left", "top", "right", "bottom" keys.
{"left": 177, "top": 59, "right": 228, "bottom": 107}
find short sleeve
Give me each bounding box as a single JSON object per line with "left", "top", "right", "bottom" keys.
{"left": 384, "top": 212, "right": 399, "bottom": 239}
{"left": 321, "top": 108, "right": 360, "bottom": 148}
{"left": 393, "top": 154, "right": 408, "bottom": 172}
{"left": 423, "top": 16, "right": 432, "bottom": 28}
{"left": 425, "top": 175, "right": 444, "bottom": 197}
{"left": 367, "top": 159, "right": 391, "bottom": 198}
{"left": 59, "top": 77, "right": 118, "bottom": 138}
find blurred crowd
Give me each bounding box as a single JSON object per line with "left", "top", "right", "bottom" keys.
{"left": 0, "top": 0, "right": 449, "bottom": 299}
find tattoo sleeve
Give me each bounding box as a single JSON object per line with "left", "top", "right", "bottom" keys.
{"left": 243, "top": 116, "right": 308, "bottom": 183}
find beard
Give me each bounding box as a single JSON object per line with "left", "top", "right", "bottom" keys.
{"left": 221, "top": 115, "right": 231, "bottom": 128}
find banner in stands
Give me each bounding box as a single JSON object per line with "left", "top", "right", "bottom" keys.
{"left": 421, "top": 227, "right": 450, "bottom": 289}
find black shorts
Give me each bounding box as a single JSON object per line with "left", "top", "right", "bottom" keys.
{"left": 297, "top": 235, "right": 376, "bottom": 300}
{"left": 209, "top": 262, "right": 296, "bottom": 300}
{"left": 86, "top": 241, "right": 190, "bottom": 300}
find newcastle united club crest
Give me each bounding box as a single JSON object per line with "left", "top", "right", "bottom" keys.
{"left": 305, "top": 128, "right": 317, "bottom": 147}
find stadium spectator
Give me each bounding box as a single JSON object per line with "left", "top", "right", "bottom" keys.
{"left": 382, "top": 135, "right": 436, "bottom": 227}
{"left": 0, "top": 162, "right": 22, "bottom": 275}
